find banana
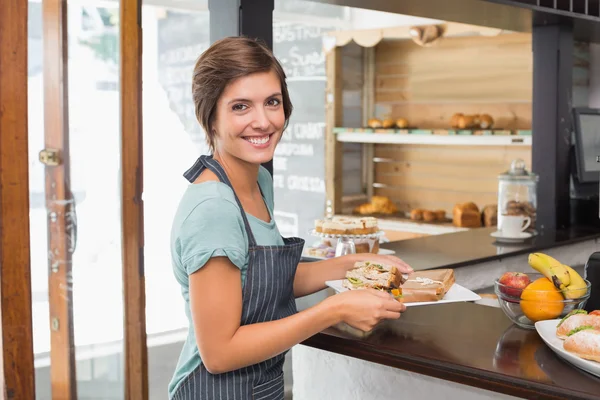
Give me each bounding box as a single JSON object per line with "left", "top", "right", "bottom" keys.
{"left": 562, "top": 265, "right": 588, "bottom": 300}
{"left": 528, "top": 253, "right": 571, "bottom": 289}
{"left": 527, "top": 252, "right": 589, "bottom": 300}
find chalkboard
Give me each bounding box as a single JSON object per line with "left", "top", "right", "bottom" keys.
{"left": 157, "top": 11, "right": 210, "bottom": 152}
{"left": 272, "top": 22, "right": 337, "bottom": 241}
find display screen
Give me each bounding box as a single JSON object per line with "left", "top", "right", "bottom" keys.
{"left": 579, "top": 113, "right": 600, "bottom": 173}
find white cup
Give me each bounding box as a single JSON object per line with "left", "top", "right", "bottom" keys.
{"left": 501, "top": 215, "right": 531, "bottom": 236}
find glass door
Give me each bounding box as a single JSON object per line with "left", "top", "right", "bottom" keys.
{"left": 31, "top": 1, "right": 126, "bottom": 399}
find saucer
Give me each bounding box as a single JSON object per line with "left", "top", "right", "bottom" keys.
{"left": 490, "top": 230, "right": 533, "bottom": 243}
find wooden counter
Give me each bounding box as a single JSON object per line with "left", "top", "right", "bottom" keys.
{"left": 301, "top": 302, "right": 600, "bottom": 400}
{"left": 297, "top": 225, "right": 600, "bottom": 399}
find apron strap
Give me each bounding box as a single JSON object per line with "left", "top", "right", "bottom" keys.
{"left": 183, "top": 155, "right": 258, "bottom": 247}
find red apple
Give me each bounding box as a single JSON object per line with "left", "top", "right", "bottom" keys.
{"left": 498, "top": 272, "right": 531, "bottom": 298}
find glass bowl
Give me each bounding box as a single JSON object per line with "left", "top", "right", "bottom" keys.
{"left": 494, "top": 272, "right": 591, "bottom": 330}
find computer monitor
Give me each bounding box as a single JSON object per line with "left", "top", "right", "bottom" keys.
{"left": 572, "top": 107, "right": 600, "bottom": 184}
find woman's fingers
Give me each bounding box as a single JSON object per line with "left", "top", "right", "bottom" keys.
{"left": 383, "top": 255, "right": 413, "bottom": 273}
{"left": 381, "top": 310, "right": 402, "bottom": 320}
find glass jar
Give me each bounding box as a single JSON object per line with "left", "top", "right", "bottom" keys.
{"left": 497, "top": 159, "right": 538, "bottom": 232}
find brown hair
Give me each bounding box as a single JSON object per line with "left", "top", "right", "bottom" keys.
{"left": 192, "top": 36, "right": 293, "bottom": 152}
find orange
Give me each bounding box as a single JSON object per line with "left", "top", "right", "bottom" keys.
{"left": 520, "top": 278, "right": 564, "bottom": 322}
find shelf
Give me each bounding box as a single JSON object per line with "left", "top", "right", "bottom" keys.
{"left": 335, "top": 132, "right": 532, "bottom": 146}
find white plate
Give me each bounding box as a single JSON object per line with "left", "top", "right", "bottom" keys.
{"left": 535, "top": 319, "right": 600, "bottom": 378}
{"left": 490, "top": 230, "right": 533, "bottom": 243}
{"left": 302, "top": 248, "right": 395, "bottom": 260}
{"left": 324, "top": 280, "right": 481, "bottom": 307}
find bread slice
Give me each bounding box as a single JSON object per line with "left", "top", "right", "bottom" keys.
{"left": 400, "top": 269, "right": 455, "bottom": 302}
{"left": 342, "top": 261, "right": 407, "bottom": 291}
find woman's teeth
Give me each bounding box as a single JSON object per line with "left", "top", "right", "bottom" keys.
{"left": 245, "top": 135, "right": 270, "bottom": 145}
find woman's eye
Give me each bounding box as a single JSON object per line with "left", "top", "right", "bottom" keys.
{"left": 232, "top": 104, "right": 248, "bottom": 111}
{"left": 267, "top": 98, "right": 281, "bottom": 107}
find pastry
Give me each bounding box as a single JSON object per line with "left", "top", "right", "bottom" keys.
{"left": 434, "top": 210, "right": 446, "bottom": 220}
{"left": 354, "top": 203, "right": 377, "bottom": 215}
{"left": 353, "top": 196, "right": 398, "bottom": 215}
{"left": 479, "top": 114, "right": 494, "bottom": 129}
{"left": 453, "top": 202, "right": 481, "bottom": 228}
{"left": 450, "top": 113, "right": 463, "bottom": 128}
{"left": 563, "top": 329, "right": 600, "bottom": 363}
{"left": 367, "top": 118, "right": 382, "bottom": 128}
{"left": 396, "top": 118, "right": 409, "bottom": 129}
{"left": 382, "top": 119, "right": 395, "bottom": 129}
{"left": 422, "top": 210, "right": 436, "bottom": 222}
{"left": 410, "top": 209, "right": 424, "bottom": 221}
{"left": 556, "top": 312, "right": 600, "bottom": 340}
{"left": 458, "top": 115, "right": 476, "bottom": 129}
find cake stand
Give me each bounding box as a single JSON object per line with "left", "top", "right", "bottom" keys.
{"left": 308, "top": 229, "right": 385, "bottom": 257}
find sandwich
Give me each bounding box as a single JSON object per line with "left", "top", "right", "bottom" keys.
{"left": 563, "top": 328, "right": 600, "bottom": 363}
{"left": 556, "top": 310, "right": 600, "bottom": 340}
{"left": 342, "top": 261, "right": 407, "bottom": 299}
{"left": 400, "top": 269, "right": 455, "bottom": 302}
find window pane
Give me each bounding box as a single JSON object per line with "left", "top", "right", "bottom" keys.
{"left": 71, "top": 2, "right": 124, "bottom": 398}
{"left": 141, "top": 2, "right": 209, "bottom": 398}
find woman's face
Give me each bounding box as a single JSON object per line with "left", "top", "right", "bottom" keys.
{"left": 212, "top": 70, "right": 285, "bottom": 166}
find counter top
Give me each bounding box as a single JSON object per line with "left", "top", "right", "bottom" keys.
{"left": 301, "top": 302, "right": 600, "bottom": 400}
{"left": 380, "top": 226, "right": 600, "bottom": 271}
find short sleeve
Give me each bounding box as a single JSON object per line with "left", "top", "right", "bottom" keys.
{"left": 177, "top": 197, "right": 248, "bottom": 276}
{"left": 258, "top": 166, "right": 275, "bottom": 211}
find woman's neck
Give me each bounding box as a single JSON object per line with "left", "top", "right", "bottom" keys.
{"left": 213, "top": 151, "right": 261, "bottom": 197}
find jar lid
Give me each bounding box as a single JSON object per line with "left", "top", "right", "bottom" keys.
{"left": 499, "top": 159, "right": 539, "bottom": 182}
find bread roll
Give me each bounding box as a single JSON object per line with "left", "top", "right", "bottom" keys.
{"left": 434, "top": 210, "right": 446, "bottom": 220}
{"left": 458, "top": 115, "right": 476, "bottom": 129}
{"left": 368, "top": 118, "right": 382, "bottom": 128}
{"left": 450, "top": 113, "right": 463, "bottom": 128}
{"left": 563, "top": 329, "right": 600, "bottom": 363}
{"left": 479, "top": 114, "right": 494, "bottom": 129}
{"left": 410, "top": 209, "right": 424, "bottom": 221}
{"left": 423, "top": 210, "right": 436, "bottom": 222}
{"left": 382, "top": 118, "right": 395, "bottom": 129}
{"left": 556, "top": 313, "right": 600, "bottom": 339}
{"left": 396, "top": 118, "right": 409, "bottom": 129}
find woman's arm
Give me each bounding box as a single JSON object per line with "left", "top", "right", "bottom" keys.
{"left": 189, "top": 255, "right": 404, "bottom": 374}
{"left": 293, "top": 253, "right": 414, "bottom": 298}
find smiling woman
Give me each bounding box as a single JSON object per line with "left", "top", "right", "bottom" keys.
{"left": 167, "top": 36, "right": 413, "bottom": 400}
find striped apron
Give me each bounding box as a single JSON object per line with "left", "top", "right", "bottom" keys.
{"left": 173, "top": 155, "right": 304, "bottom": 400}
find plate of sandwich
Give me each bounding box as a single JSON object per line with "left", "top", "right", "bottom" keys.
{"left": 535, "top": 310, "right": 600, "bottom": 378}
{"left": 325, "top": 261, "right": 481, "bottom": 307}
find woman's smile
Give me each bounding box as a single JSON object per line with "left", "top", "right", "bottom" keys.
{"left": 242, "top": 133, "right": 274, "bottom": 149}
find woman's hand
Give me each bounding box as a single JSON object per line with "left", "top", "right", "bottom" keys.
{"left": 350, "top": 253, "right": 414, "bottom": 275}
{"left": 328, "top": 288, "right": 407, "bottom": 332}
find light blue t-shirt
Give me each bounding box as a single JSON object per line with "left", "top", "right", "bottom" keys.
{"left": 168, "top": 166, "right": 285, "bottom": 398}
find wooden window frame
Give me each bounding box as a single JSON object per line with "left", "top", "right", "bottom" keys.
{"left": 0, "top": 0, "right": 36, "bottom": 397}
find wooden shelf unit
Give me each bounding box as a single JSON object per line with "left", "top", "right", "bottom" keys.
{"left": 335, "top": 131, "right": 532, "bottom": 146}
{"left": 324, "top": 27, "right": 536, "bottom": 217}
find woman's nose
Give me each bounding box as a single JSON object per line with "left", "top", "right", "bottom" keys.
{"left": 251, "top": 108, "right": 270, "bottom": 131}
